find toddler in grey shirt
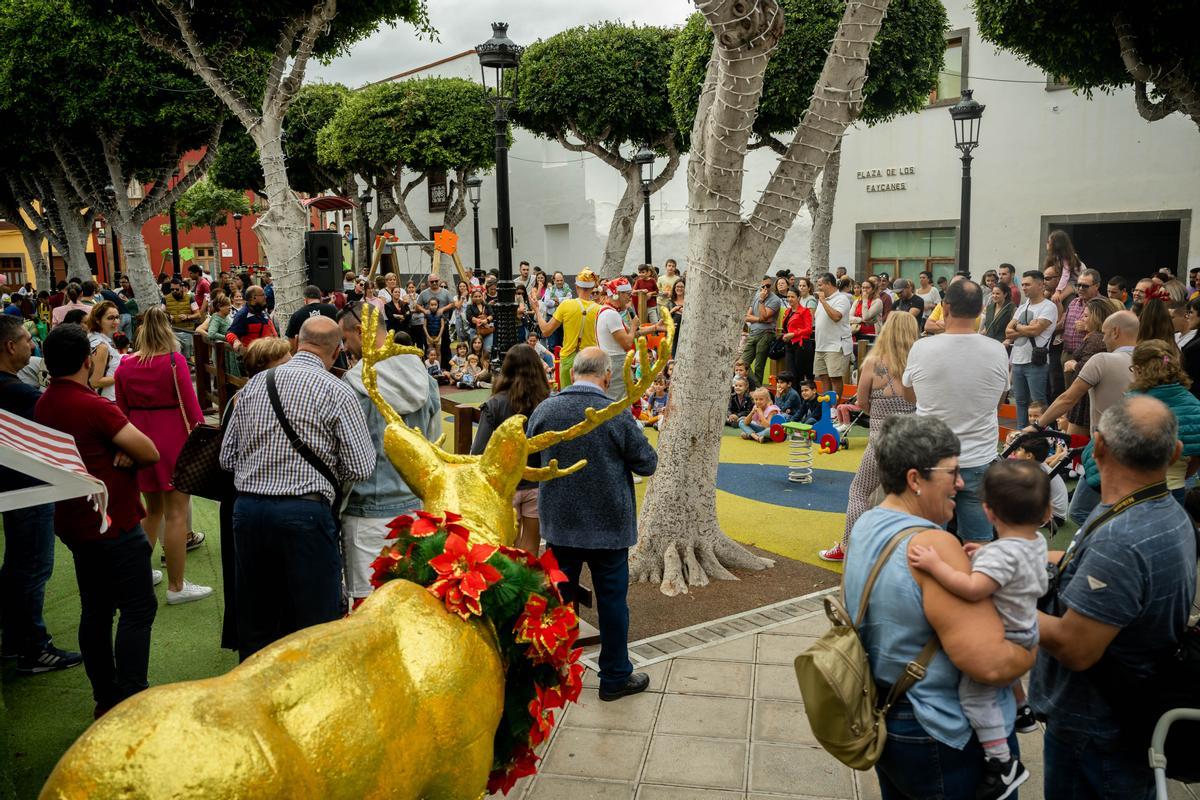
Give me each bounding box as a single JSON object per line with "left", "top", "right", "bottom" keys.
{"left": 908, "top": 459, "right": 1049, "bottom": 800}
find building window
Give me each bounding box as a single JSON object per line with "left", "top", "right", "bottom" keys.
{"left": 928, "top": 31, "right": 967, "bottom": 107}
{"left": 0, "top": 256, "right": 23, "bottom": 287}
{"left": 866, "top": 228, "right": 957, "bottom": 282}
{"left": 192, "top": 244, "right": 217, "bottom": 275}
{"left": 428, "top": 171, "right": 448, "bottom": 213}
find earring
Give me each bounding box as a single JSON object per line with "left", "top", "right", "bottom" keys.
{"left": 915, "top": 489, "right": 921, "bottom": 496}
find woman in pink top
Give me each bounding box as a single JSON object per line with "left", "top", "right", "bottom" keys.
{"left": 1045, "top": 229, "right": 1083, "bottom": 303}
{"left": 115, "top": 307, "right": 212, "bottom": 605}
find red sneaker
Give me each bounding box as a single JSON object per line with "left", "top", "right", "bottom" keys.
{"left": 819, "top": 543, "right": 845, "bottom": 562}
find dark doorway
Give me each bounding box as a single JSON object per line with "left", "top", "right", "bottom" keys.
{"left": 1048, "top": 219, "right": 1182, "bottom": 284}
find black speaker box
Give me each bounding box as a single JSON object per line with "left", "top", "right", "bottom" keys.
{"left": 305, "top": 231, "right": 343, "bottom": 292}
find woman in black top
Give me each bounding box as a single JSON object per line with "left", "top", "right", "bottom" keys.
{"left": 982, "top": 283, "right": 1014, "bottom": 343}
{"left": 383, "top": 287, "right": 409, "bottom": 333}
{"left": 1181, "top": 297, "right": 1200, "bottom": 400}
{"left": 470, "top": 344, "right": 550, "bottom": 553}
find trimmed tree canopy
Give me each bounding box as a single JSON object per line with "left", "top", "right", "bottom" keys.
{"left": 317, "top": 77, "right": 495, "bottom": 178}
{"left": 174, "top": 178, "right": 252, "bottom": 233}
{"left": 976, "top": 0, "right": 1200, "bottom": 127}
{"left": 514, "top": 23, "right": 682, "bottom": 151}
{"left": 669, "top": 0, "right": 947, "bottom": 141}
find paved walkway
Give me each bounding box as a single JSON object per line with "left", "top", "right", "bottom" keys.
{"left": 502, "top": 599, "right": 1199, "bottom": 800}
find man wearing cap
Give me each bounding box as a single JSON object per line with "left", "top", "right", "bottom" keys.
{"left": 597, "top": 279, "right": 666, "bottom": 401}
{"left": 534, "top": 268, "right": 601, "bottom": 388}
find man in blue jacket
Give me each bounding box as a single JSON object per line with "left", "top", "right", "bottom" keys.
{"left": 527, "top": 347, "right": 658, "bottom": 701}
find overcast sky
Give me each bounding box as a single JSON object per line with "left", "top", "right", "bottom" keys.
{"left": 309, "top": 0, "right": 695, "bottom": 87}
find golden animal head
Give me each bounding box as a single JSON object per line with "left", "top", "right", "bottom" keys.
{"left": 359, "top": 306, "right": 673, "bottom": 548}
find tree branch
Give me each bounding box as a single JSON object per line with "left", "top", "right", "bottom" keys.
{"left": 262, "top": 16, "right": 309, "bottom": 115}
{"left": 744, "top": 0, "right": 890, "bottom": 249}
{"left": 136, "top": 121, "right": 225, "bottom": 224}
{"left": 748, "top": 134, "right": 787, "bottom": 155}
{"left": 1133, "top": 80, "right": 1179, "bottom": 122}
{"left": 556, "top": 126, "right": 629, "bottom": 171}
{"left": 1114, "top": 12, "right": 1199, "bottom": 128}
{"left": 274, "top": 0, "right": 339, "bottom": 116}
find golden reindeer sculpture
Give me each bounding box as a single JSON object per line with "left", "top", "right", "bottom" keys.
{"left": 40, "top": 308, "right": 672, "bottom": 800}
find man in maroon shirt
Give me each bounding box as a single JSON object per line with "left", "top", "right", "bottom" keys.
{"left": 35, "top": 323, "right": 160, "bottom": 717}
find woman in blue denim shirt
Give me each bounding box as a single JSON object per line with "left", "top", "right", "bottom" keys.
{"left": 844, "top": 415, "right": 1035, "bottom": 799}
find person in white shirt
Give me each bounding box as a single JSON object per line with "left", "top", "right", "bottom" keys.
{"left": 1005, "top": 270, "right": 1059, "bottom": 428}
{"left": 813, "top": 272, "right": 853, "bottom": 395}
{"left": 595, "top": 278, "right": 664, "bottom": 401}
{"left": 904, "top": 279, "right": 1009, "bottom": 541}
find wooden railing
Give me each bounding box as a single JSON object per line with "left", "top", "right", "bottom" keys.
{"left": 440, "top": 396, "right": 482, "bottom": 454}
{"left": 193, "top": 333, "right": 246, "bottom": 419}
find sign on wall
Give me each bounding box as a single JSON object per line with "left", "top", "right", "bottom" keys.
{"left": 857, "top": 165, "right": 915, "bottom": 193}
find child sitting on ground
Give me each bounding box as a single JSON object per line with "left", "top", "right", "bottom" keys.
{"left": 794, "top": 380, "right": 822, "bottom": 425}
{"left": 641, "top": 375, "right": 670, "bottom": 427}
{"left": 774, "top": 372, "right": 801, "bottom": 421}
{"left": 425, "top": 347, "right": 450, "bottom": 386}
{"left": 738, "top": 387, "right": 781, "bottom": 443}
{"left": 1012, "top": 436, "right": 1069, "bottom": 528}
{"left": 732, "top": 359, "right": 759, "bottom": 391}
{"left": 449, "top": 342, "right": 469, "bottom": 383}
{"left": 727, "top": 377, "right": 753, "bottom": 428}
{"left": 457, "top": 353, "right": 482, "bottom": 389}
{"left": 908, "top": 459, "right": 1049, "bottom": 800}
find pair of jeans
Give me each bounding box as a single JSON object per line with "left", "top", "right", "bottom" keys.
{"left": 1011, "top": 362, "right": 1049, "bottom": 428}
{"left": 1047, "top": 342, "right": 1066, "bottom": 401}
{"left": 738, "top": 420, "right": 767, "bottom": 439}
{"left": 1068, "top": 479, "right": 1101, "bottom": 527}
{"left": 69, "top": 525, "right": 157, "bottom": 709}
{"left": 233, "top": 495, "right": 342, "bottom": 661}
{"left": 548, "top": 545, "right": 632, "bottom": 691}
{"left": 955, "top": 464, "right": 994, "bottom": 542}
{"left": 741, "top": 331, "right": 774, "bottom": 385}
{"left": 0, "top": 504, "right": 55, "bottom": 657}
{"left": 873, "top": 697, "right": 1020, "bottom": 799}
{"left": 1042, "top": 723, "right": 1154, "bottom": 800}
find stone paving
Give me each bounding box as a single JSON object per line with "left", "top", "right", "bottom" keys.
{"left": 501, "top": 595, "right": 1200, "bottom": 800}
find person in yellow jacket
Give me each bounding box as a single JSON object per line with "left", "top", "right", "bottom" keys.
{"left": 534, "top": 268, "right": 601, "bottom": 388}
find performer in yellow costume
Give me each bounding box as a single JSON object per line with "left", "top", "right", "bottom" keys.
{"left": 534, "top": 268, "right": 601, "bottom": 388}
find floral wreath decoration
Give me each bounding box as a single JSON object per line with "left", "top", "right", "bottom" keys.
{"left": 366, "top": 510, "right": 584, "bottom": 795}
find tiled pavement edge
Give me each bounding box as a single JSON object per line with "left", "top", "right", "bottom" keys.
{"left": 497, "top": 593, "right": 1200, "bottom": 800}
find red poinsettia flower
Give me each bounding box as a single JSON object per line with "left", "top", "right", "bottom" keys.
{"left": 410, "top": 510, "right": 445, "bottom": 537}
{"left": 538, "top": 550, "right": 569, "bottom": 597}
{"left": 368, "top": 545, "right": 405, "bottom": 588}
{"left": 514, "top": 594, "right": 579, "bottom": 665}
{"left": 427, "top": 533, "right": 502, "bottom": 619}
{"left": 487, "top": 746, "right": 540, "bottom": 795}
{"left": 527, "top": 686, "right": 556, "bottom": 746}
{"left": 499, "top": 544, "right": 539, "bottom": 568}
{"left": 384, "top": 513, "right": 417, "bottom": 540}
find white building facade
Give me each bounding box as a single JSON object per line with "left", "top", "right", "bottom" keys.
{"left": 369, "top": 1, "right": 1199, "bottom": 285}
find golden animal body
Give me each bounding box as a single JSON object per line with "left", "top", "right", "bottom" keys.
{"left": 40, "top": 308, "right": 672, "bottom": 800}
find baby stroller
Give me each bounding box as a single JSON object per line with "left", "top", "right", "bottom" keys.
{"left": 1152, "top": 709, "right": 1200, "bottom": 799}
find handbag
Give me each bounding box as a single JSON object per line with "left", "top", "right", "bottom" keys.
{"left": 794, "top": 526, "right": 939, "bottom": 770}
{"left": 766, "top": 308, "right": 789, "bottom": 360}
{"left": 170, "top": 353, "right": 235, "bottom": 500}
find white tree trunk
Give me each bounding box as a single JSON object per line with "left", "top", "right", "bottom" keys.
{"left": 111, "top": 216, "right": 159, "bottom": 312}
{"left": 58, "top": 208, "right": 94, "bottom": 283}
{"left": 600, "top": 170, "right": 644, "bottom": 279}
{"left": 808, "top": 139, "right": 842, "bottom": 273}
{"left": 251, "top": 122, "right": 308, "bottom": 317}
{"left": 15, "top": 221, "right": 49, "bottom": 290}
{"left": 633, "top": 0, "right": 891, "bottom": 594}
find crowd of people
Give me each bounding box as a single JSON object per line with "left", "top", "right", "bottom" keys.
{"left": 3, "top": 229, "right": 1200, "bottom": 798}
{"left": 719, "top": 234, "right": 1200, "bottom": 798}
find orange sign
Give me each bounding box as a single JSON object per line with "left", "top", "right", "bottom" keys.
{"left": 433, "top": 229, "right": 459, "bottom": 255}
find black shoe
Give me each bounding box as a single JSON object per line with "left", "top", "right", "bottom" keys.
{"left": 186, "top": 531, "right": 206, "bottom": 551}
{"left": 599, "top": 672, "right": 650, "bottom": 702}
{"left": 16, "top": 645, "right": 84, "bottom": 674}
{"left": 1015, "top": 704, "right": 1038, "bottom": 734}
{"left": 976, "top": 756, "right": 1029, "bottom": 800}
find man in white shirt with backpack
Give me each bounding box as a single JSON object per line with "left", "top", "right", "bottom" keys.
{"left": 1006, "top": 270, "right": 1059, "bottom": 429}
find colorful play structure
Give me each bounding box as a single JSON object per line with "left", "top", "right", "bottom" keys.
{"left": 773, "top": 389, "right": 849, "bottom": 484}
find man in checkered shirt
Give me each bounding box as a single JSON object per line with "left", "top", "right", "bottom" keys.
{"left": 220, "top": 316, "right": 375, "bottom": 660}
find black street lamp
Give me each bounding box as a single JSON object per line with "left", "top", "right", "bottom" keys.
{"left": 633, "top": 143, "right": 656, "bottom": 266}
{"left": 465, "top": 173, "right": 483, "bottom": 281}
{"left": 477, "top": 21, "right": 522, "bottom": 375}
{"left": 167, "top": 170, "right": 182, "bottom": 277}
{"left": 949, "top": 89, "right": 984, "bottom": 278}
{"left": 232, "top": 212, "right": 244, "bottom": 268}
{"left": 359, "top": 190, "right": 373, "bottom": 273}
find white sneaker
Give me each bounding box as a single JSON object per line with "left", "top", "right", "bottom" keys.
{"left": 633, "top": 475, "right": 643, "bottom": 484}
{"left": 152, "top": 569, "right": 163, "bottom": 586}
{"left": 166, "top": 581, "right": 213, "bottom": 605}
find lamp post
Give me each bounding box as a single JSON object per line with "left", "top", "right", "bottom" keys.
{"left": 231, "top": 212, "right": 244, "bottom": 268}
{"left": 359, "top": 191, "right": 373, "bottom": 273}
{"left": 949, "top": 89, "right": 984, "bottom": 278}
{"left": 477, "top": 22, "right": 522, "bottom": 374}
{"left": 465, "top": 173, "right": 483, "bottom": 281}
{"left": 633, "top": 143, "right": 656, "bottom": 266}
{"left": 167, "top": 170, "right": 182, "bottom": 277}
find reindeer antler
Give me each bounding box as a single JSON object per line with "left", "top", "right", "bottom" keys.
{"left": 526, "top": 312, "right": 674, "bottom": 454}
{"left": 361, "top": 304, "right": 427, "bottom": 429}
